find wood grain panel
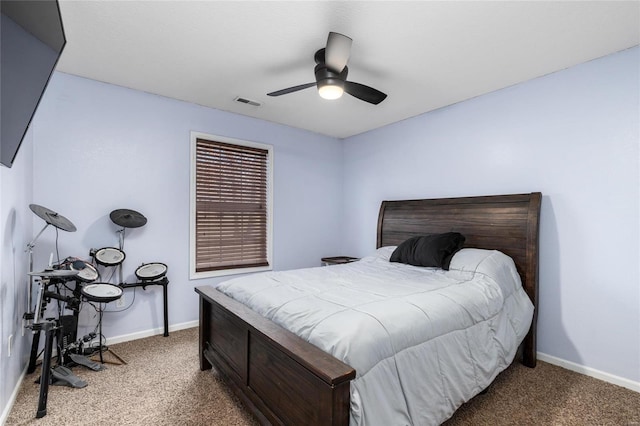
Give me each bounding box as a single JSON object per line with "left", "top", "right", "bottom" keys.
{"left": 249, "top": 335, "right": 334, "bottom": 425}
{"left": 209, "top": 306, "right": 248, "bottom": 382}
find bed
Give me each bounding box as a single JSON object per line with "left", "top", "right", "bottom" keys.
{"left": 196, "top": 192, "right": 542, "bottom": 425}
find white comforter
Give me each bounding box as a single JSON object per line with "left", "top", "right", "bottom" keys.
{"left": 216, "top": 247, "right": 534, "bottom": 426}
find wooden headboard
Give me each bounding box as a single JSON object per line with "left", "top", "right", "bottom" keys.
{"left": 377, "top": 192, "right": 542, "bottom": 367}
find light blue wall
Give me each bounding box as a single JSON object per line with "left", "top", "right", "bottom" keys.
{"left": 28, "top": 72, "right": 344, "bottom": 350}
{"left": 342, "top": 47, "right": 640, "bottom": 383}
{"left": 0, "top": 70, "right": 344, "bottom": 419}
{"left": 0, "top": 127, "right": 34, "bottom": 422}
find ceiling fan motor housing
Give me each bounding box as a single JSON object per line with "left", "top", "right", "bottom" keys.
{"left": 314, "top": 63, "right": 348, "bottom": 89}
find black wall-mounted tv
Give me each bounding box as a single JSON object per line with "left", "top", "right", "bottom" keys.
{"left": 1, "top": 0, "right": 66, "bottom": 168}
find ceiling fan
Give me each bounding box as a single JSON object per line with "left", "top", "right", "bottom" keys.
{"left": 267, "top": 32, "right": 387, "bottom": 105}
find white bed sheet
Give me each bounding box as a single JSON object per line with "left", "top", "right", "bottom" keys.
{"left": 216, "top": 247, "right": 534, "bottom": 426}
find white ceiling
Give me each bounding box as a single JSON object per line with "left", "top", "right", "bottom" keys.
{"left": 56, "top": 1, "right": 640, "bottom": 139}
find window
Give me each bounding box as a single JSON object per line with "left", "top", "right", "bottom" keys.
{"left": 190, "top": 132, "right": 273, "bottom": 278}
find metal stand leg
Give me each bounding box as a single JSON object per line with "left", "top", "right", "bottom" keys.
{"left": 163, "top": 280, "right": 169, "bottom": 337}
{"left": 36, "top": 322, "right": 57, "bottom": 418}
{"left": 120, "top": 277, "right": 170, "bottom": 337}
{"left": 98, "top": 307, "right": 104, "bottom": 364}
{"left": 27, "top": 330, "right": 41, "bottom": 374}
{"left": 90, "top": 304, "right": 127, "bottom": 365}
{"left": 27, "top": 279, "right": 47, "bottom": 373}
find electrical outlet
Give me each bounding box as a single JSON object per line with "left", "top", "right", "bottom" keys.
{"left": 8, "top": 334, "right": 13, "bottom": 357}
{"left": 116, "top": 294, "right": 125, "bottom": 308}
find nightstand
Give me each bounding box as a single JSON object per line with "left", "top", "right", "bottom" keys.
{"left": 321, "top": 256, "right": 360, "bottom": 266}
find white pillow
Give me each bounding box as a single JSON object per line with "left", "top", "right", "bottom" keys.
{"left": 360, "top": 246, "right": 396, "bottom": 262}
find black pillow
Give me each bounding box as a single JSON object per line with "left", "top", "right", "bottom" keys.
{"left": 389, "top": 232, "right": 465, "bottom": 270}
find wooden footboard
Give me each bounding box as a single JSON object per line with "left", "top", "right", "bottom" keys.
{"left": 196, "top": 285, "right": 356, "bottom": 426}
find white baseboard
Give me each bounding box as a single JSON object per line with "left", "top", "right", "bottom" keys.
{"left": 105, "top": 320, "right": 199, "bottom": 345}
{"left": 538, "top": 352, "right": 640, "bottom": 393}
{"left": 1, "top": 365, "right": 28, "bottom": 426}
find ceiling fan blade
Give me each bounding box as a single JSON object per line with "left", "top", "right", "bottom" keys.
{"left": 267, "top": 82, "right": 316, "bottom": 97}
{"left": 344, "top": 81, "right": 387, "bottom": 105}
{"left": 325, "top": 32, "right": 352, "bottom": 72}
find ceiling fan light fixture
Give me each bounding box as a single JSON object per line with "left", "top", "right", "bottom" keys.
{"left": 318, "top": 82, "right": 344, "bottom": 100}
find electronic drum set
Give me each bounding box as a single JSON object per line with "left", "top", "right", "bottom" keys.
{"left": 24, "top": 204, "right": 170, "bottom": 419}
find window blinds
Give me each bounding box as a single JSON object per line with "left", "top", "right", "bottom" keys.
{"left": 195, "top": 138, "right": 269, "bottom": 272}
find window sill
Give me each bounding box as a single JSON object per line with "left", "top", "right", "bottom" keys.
{"left": 190, "top": 264, "right": 272, "bottom": 280}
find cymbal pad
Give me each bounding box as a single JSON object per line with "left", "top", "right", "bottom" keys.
{"left": 109, "top": 209, "right": 147, "bottom": 228}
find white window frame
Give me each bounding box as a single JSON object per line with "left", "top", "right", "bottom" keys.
{"left": 189, "top": 131, "right": 273, "bottom": 279}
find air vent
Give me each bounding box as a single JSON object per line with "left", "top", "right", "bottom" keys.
{"left": 234, "top": 97, "right": 261, "bottom": 107}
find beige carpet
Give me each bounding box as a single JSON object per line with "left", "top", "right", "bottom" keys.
{"left": 6, "top": 327, "right": 640, "bottom": 425}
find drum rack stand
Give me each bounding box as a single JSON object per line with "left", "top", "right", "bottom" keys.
{"left": 120, "top": 276, "right": 170, "bottom": 337}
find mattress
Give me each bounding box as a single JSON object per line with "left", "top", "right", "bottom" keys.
{"left": 216, "top": 247, "right": 534, "bottom": 425}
